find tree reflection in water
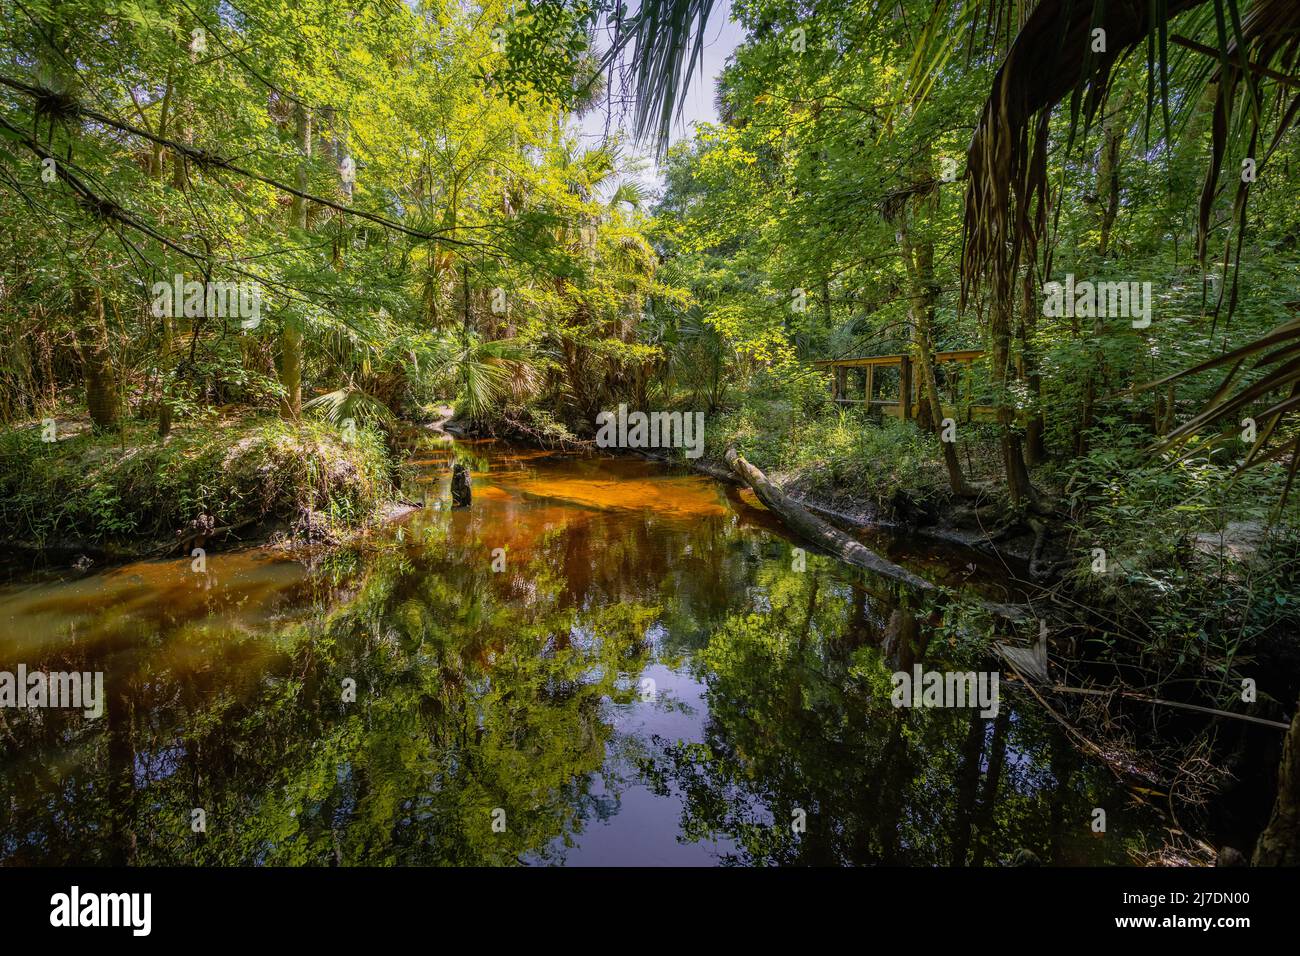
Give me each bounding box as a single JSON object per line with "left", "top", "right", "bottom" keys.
{"left": 0, "top": 445, "right": 1158, "bottom": 864}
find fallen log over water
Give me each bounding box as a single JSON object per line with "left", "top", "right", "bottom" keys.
{"left": 724, "top": 447, "right": 935, "bottom": 593}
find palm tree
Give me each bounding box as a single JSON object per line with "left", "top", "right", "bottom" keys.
{"left": 436, "top": 333, "right": 539, "bottom": 425}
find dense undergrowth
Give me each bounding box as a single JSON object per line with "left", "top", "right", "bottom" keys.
{"left": 0, "top": 414, "right": 393, "bottom": 549}
{"left": 1060, "top": 427, "right": 1300, "bottom": 712}
{"left": 708, "top": 403, "right": 940, "bottom": 501}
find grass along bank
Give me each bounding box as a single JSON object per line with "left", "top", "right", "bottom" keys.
{"left": 0, "top": 412, "right": 397, "bottom": 562}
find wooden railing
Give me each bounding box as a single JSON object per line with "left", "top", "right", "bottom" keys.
{"left": 813, "top": 349, "right": 1001, "bottom": 421}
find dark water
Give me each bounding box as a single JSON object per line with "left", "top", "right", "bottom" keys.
{"left": 0, "top": 438, "right": 1163, "bottom": 865}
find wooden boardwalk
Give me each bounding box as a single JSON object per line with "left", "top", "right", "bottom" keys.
{"left": 814, "top": 349, "right": 1002, "bottom": 422}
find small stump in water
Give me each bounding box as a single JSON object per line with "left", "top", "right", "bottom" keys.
{"left": 451, "top": 462, "right": 472, "bottom": 508}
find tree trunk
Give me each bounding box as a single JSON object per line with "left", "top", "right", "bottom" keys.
{"left": 42, "top": 27, "right": 117, "bottom": 434}
{"left": 151, "top": 83, "right": 177, "bottom": 439}
{"left": 279, "top": 103, "right": 312, "bottom": 420}
{"left": 989, "top": 292, "right": 1033, "bottom": 505}
{"left": 278, "top": 325, "right": 303, "bottom": 421}
{"left": 157, "top": 310, "right": 174, "bottom": 439}
{"left": 462, "top": 263, "right": 472, "bottom": 333}
{"left": 73, "top": 285, "right": 119, "bottom": 432}
{"left": 1253, "top": 693, "right": 1300, "bottom": 865}
{"left": 451, "top": 462, "right": 472, "bottom": 508}
{"left": 1075, "top": 104, "right": 1126, "bottom": 456}
{"left": 1020, "top": 270, "right": 1046, "bottom": 464}
{"left": 898, "top": 218, "right": 969, "bottom": 495}
{"left": 1096, "top": 107, "right": 1123, "bottom": 259}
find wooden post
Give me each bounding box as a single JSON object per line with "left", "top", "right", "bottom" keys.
{"left": 899, "top": 355, "right": 912, "bottom": 420}
{"left": 865, "top": 364, "right": 874, "bottom": 404}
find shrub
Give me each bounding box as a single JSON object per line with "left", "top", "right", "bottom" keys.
{"left": 707, "top": 402, "right": 939, "bottom": 504}
{"left": 0, "top": 416, "right": 393, "bottom": 546}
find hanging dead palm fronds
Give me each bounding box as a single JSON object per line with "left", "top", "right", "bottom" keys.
{"left": 949, "top": 0, "right": 1299, "bottom": 498}
{"left": 958, "top": 0, "right": 1206, "bottom": 314}
{"left": 1191, "top": 0, "right": 1300, "bottom": 317}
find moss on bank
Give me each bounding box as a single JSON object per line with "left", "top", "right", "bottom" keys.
{"left": 0, "top": 414, "right": 395, "bottom": 552}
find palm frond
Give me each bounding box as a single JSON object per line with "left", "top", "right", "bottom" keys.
{"left": 611, "top": 0, "right": 719, "bottom": 153}
{"left": 608, "top": 179, "right": 648, "bottom": 210}
{"left": 432, "top": 334, "right": 540, "bottom": 423}
{"left": 959, "top": 0, "right": 1208, "bottom": 313}
{"left": 304, "top": 385, "right": 396, "bottom": 428}
{"left": 1151, "top": 312, "right": 1300, "bottom": 503}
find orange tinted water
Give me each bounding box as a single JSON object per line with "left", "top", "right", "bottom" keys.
{"left": 0, "top": 440, "right": 1159, "bottom": 865}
